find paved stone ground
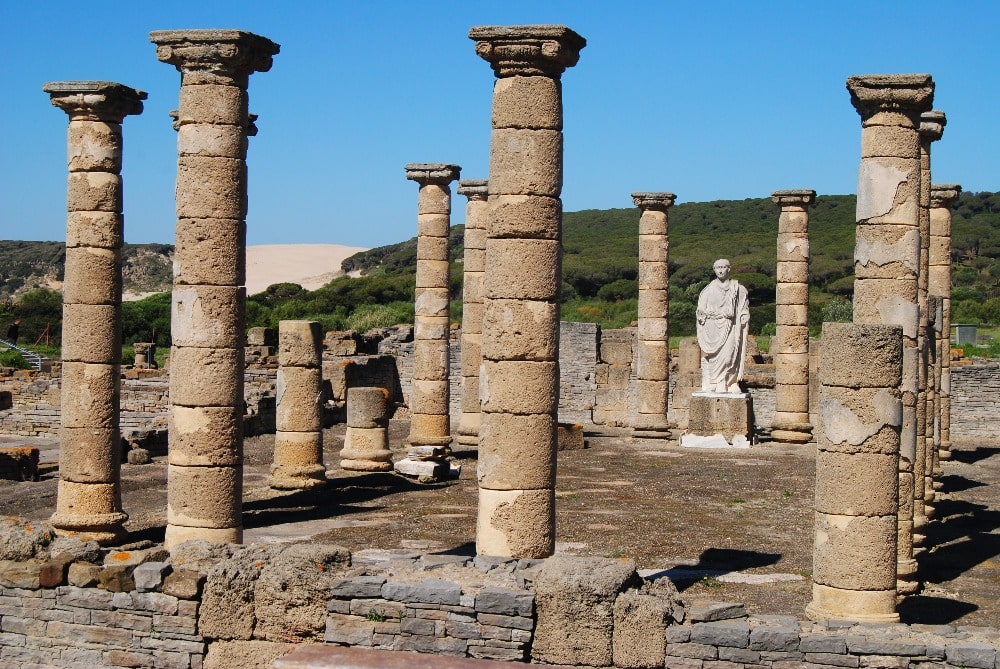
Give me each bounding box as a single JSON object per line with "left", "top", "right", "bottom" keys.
{"left": 0, "top": 423, "right": 996, "bottom": 626}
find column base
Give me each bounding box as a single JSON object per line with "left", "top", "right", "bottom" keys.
{"left": 632, "top": 413, "right": 673, "bottom": 439}
{"left": 896, "top": 556, "right": 920, "bottom": 596}
{"left": 455, "top": 433, "right": 480, "bottom": 447}
{"left": 165, "top": 524, "right": 242, "bottom": 552}
{"left": 269, "top": 463, "right": 328, "bottom": 490}
{"left": 770, "top": 429, "right": 812, "bottom": 444}
{"left": 806, "top": 584, "right": 898, "bottom": 623}
{"left": 340, "top": 459, "right": 394, "bottom": 472}
{"left": 50, "top": 512, "right": 129, "bottom": 546}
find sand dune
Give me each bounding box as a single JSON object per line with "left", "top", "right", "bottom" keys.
{"left": 245, "top": 244, "right": 369, "bottom": 296}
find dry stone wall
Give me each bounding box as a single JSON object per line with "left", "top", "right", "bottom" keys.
{"left": 0, "top": 540, "right": 996, "bottom": 669}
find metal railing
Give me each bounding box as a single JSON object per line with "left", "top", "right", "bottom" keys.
{"left": 0, "top": 338, "right": 44, "bottom": 371}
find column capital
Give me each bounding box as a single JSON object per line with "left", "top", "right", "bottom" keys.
{"left": 150, "top": 29, "right": 280, "bottom": 86}
{"left": 771, "top": 189, "right": 816, "bottom": 207}
{"left": 930, "top": 184, "right": 962, "bottom": 208}
{"left": 919, "top": 110, "right": 947, "bottom": 142}
{"left": 43, "top": 81, "right": 146, "bottom": 121}
{"left": 470, "top": 25, "right": 585, "bottom": 78}
{"left": 405, "top": 163, "right": 461, "bottom": 185}
{"left": 458, "top": 179, "right": 489, "bottom": 200}
{"left": 846, "top": 74, "right": 934, "bottom": 120}
{"left": 631, "top": 192, "right": 676, "bottom": 211}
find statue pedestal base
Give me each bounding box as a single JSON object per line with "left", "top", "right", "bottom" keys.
{"left": 681, "top": 392, "right": 753, "bottom": 449}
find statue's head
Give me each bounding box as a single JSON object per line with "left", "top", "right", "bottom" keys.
{"left": 713, "top": 258, "right": 731, "bottom": 281}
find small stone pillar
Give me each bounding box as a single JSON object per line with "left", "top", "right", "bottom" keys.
{"left": 456, "top": 179, "right": 489, "bottom": 447}
{"left": 670, "top": 337, "right": 702, "bottom": 430}
{"left": 133, "top": 342, "right": 157, "bottom": 369}
{"left": 914, "top": 110, "right": 945, "bottom": 545}
{"left": 771, "top": 189, "right": 816, "bottom": 444}
{"left": 404, "top": 163, "right": 462, "bottom": 450}
{"left": 631, "top": 192, "right": 676, "bottom": 438}
{"left": 45, "top": 81, "right": 145, "bottom": 544}
{"left": 340, "top": 387, "right": 392, "bottom": 471}
{"left": 471, "top": 24, "right": 585, "bottom": 558}
{"left": 847, "top": 73, "right": 933, "bottom": 596}
{"left": 807, "top": 322, "right": 902, "bottom": 623}
{"left": 929, "top": 184, "right": 961, "bottom": 467}
{"left": 271, "top": 320, "right": 326, "bottom": 489}
{"left": 151, "top": 29, "right": 280, "bottom": 549}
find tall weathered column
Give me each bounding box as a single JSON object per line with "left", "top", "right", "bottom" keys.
{"left": 847, "top": 73, "right": 933, "bottom": 596}
{"left": 929, "top": 184, "right": 961, "bottom": 467}
{"left": 150, "top": 29, "right": 279, "bottom": 549}
{"left": 914, "top": 110, "right": 945, "bottom": 544}
{"left": 456, "top": 179, "right": 489, "bottom": 447}
{"left": 404, "top": 163, "right": 461, "bottom": 451}
{"left": 807, "top": 322, "right": 902, "bottom": 623}
{"left": 271, "top": 320, "right": 326, "bottom": 489}
{"left": 771, "top": 189, "right": 815, "bottom": 444}
{"left": 45, "top": 81, "right": 145, "bottom": 544}
{"left": 471, "top": 25, "right": 585, "bottom": 557}
{"left": 631, "top": 192, "right": 675, "bottom": 438}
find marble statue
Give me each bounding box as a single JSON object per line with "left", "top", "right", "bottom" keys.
{"left": 696, "top": 258, "right": 750, "bottom": 394}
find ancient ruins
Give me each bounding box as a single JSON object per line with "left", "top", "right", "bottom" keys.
{"left": 0, "top": 19, "right": 996, "bottom": 669}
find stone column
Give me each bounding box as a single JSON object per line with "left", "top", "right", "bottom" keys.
{"left": 847, "top": 73, "right": 933, "bottom": 596}
{"left": 631, "top": 192, "right": 675, "bottom": 438}
{"left": 404, "top": 163, "right": 462, "bottom": 451}
{"left": 340, "top": 387, "right": 393, "bottom": 471}
{"left": 456, "top": 179, "right": 489, "bottom": 447}
{"left": 771, "top": 189, "right": 816, "bottom": 444}
{"left": 671, "top": 338, "right": 702, "bottom": 430}
{"left": 929, "top": 184, "right": 961, "bottom": 467}
{"left": 45, "top": 81, "right": 145, "bottom": 544}
{"left": 150, "top": 29, "right": 279, "bottom": 549}
{"left": 807, "top": 322, "right": 902, "bottom": 623}
{"left": 271, "top": 320, "right": 326, "bottom": 489}
{"left": 470, "top": 25, "right": 585, "bottom": 558}
{"left": 914, "top": 110, "right": 945, "bottom": 545}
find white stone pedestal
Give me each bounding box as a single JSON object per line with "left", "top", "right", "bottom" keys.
{"left": 681, "top": 392, "right": 753, "bottom": 449}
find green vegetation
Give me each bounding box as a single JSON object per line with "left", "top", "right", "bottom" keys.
{"left": 3, "top": 192, "right": 998, "bottom": 358}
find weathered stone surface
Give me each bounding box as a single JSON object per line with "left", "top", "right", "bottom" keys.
{"left": 204, "top": 639, "right": 296, "bottom": 669}
{"left": 200, "top": 544, "right": 282, "bottom": 640}
{"left": 0, "top": 517, "right": 55, "bottom": 560}
{"left": 254, "top": 543, "right": 351, "bottom": 643}
{"left": 613, "top": 591, "right": 670, "bottom": 668}
{"left": 688, "top": 600, "right": 747, "bottom": 622}
{"left": 382, "top": 578, "right": 462, "bottom": 605}
{"left": 474, "top": 586, "right": 534, "bottom": 617}
{"left": 532, "top": 555, "right": 637, "bottom": 666}
{"left": 162, "top": 568, "right": 205, "bottom": 599}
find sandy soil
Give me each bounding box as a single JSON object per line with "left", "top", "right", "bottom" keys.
{"left": 245, "top": 244, "right": 369, "bottom": 295}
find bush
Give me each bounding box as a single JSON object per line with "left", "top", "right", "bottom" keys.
{"left": 346, "top": 302, "right": 412, "bottom": 332}
{"left": 822, "top": 296, "right": 853, "bottom": 323}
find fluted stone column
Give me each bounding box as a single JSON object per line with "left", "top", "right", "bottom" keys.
{"left": 471, "top": 25, "right": 585, "bottom": 558}
{"left": 771, "top": 189, "right": 815, "bottom": 444}
{"left": 807, "top": 322, "right": 902, "bottom": 623}
{"left": 340, "top": 387, "right": 393, "bottom": 471}
{"left": 151, "top": 29, "right": 279, "bottom": 549}
{"left": 45, "top": 81, "right": 145, "bottom": 544}
{"left": 929, "top": 184, "right": 961, "bottom": 468}
{"left": 456, "top": 179, "right": 489, "bottom": 447}
{"left": 631, "top": 192, "right": 675, "bottom": 438}
{"left": 404, "top": 163, "right": 461, "bottom": 451}
{"left": 847, "top": 73, "right": 933, "bottom": 596}
{"left": 914, "top": 110, "right": 945, "bottom": 544}
{"left": 271, "top": 320, "right": 326, "bottom": 489}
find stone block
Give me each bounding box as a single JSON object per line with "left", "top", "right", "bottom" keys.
{"left": 171, "top": 285, "right": 246, "bottom": 348}
{"left": 484, "top": 239, "right": 560, "bottom": 301}
{"left": 474, "top": 587, "right": 534, "bottom": 617}
{"left": 480, "top": 360, "right": 558, "bottom": 414}
{"left": 173, "top": 218, "right": 246, "bottom": 286}
{"left": 482, "top": 298, "right": 559, "bottom": 361}
{"left": 168, "top": 405, "right": 242, "bottom": 467}
{"left": 487, "top": 193, "right": 560, "bottom": 240}
{"left": 178, "top": 83, "right": 248, "bottom": 125}
{"left": 492, "top": 75, "right": 561, "bottom": 130}
{"left": 688, "top": 600, "right": 746, "bottom": 622}
{"left": 684, "top": 394, "right": 752, "bottom": 447}
{"left": 944, "top": 642, "right": 996, "bottom": 669}
{"left": 169, "top": 346, "right": 243, "bottom": 407}
{"left": 61, "top": 304, "right": 121, "bottom": 362}
{"left": 166, "top": 464, "right": 241, "bottom": 529}
{"left": 477, "top": 412, "right": 555, "bottom": 490}
{"left": 330, "top": 575, "right": 386, "bottom": 599}
{"left": 381, "top": 578, "right": 462, "bottom": 605}
{"left": 613, "top": 591, "right": 669, "bottom": 668}
{"left": 162, "top": 568, "right": 205, "bottom": 600}
{"left": 66, "top": 211, "right": 122, "bottom": 249}
{"left": 203, "top": 639, "right": 296, "bottom": 669}
{"left": 133, "top": 561, "right": 170, "bottom": 592}
{"left": 691, "top": 620, "right": 750, "bottom": 648}
{"left": 175, "top": 156, "right": 247, "bottom": 219}
{"left": 67, "top": 171, "right": 121, "bottom": 213}
{"left": 532, "top": 555, "right": 637, "bottom": 666}
{"left": 476, "top": 488, "right": 554, "bottom": 559}
{"left": 488, "top": 128, "right": 562, "bottom": 197}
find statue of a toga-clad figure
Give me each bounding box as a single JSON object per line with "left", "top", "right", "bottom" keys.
{"left": 696, "top": 258, "right": 750, "bottom": 394}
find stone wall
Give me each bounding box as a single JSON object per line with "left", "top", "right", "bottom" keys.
{"left": 0, "top": 539, "right": 996, "bottom": 669}
{"left": 951, "top": 361, "right": 1000, "bottom": 439}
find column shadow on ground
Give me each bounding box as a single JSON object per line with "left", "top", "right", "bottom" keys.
{"left": 947, "top": 446, "right": 1000, "bottom": 464}
{"left": 897, "top": 595, "right": 978, "bottom": 624}
{"left": 920, "top": 498, "right": 1000, "bottom": 583}
{"left": 652, "top": 548, "right": 782, "bottom": 591}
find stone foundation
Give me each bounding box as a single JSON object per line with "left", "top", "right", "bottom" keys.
{"left": 0, "top": 540, "right": 995, "bottom": 669}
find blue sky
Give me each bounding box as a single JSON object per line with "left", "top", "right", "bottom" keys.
{"left": 1, "top": 0, "right": 997, "bottom": 249}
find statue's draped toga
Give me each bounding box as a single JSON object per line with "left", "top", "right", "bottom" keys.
{"left": 696, "top": 259, "right": 750, "bottom": 394}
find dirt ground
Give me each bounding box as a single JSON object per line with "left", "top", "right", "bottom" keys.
{"left": 1, "top": 422, "right": 997, "bottom": 627}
